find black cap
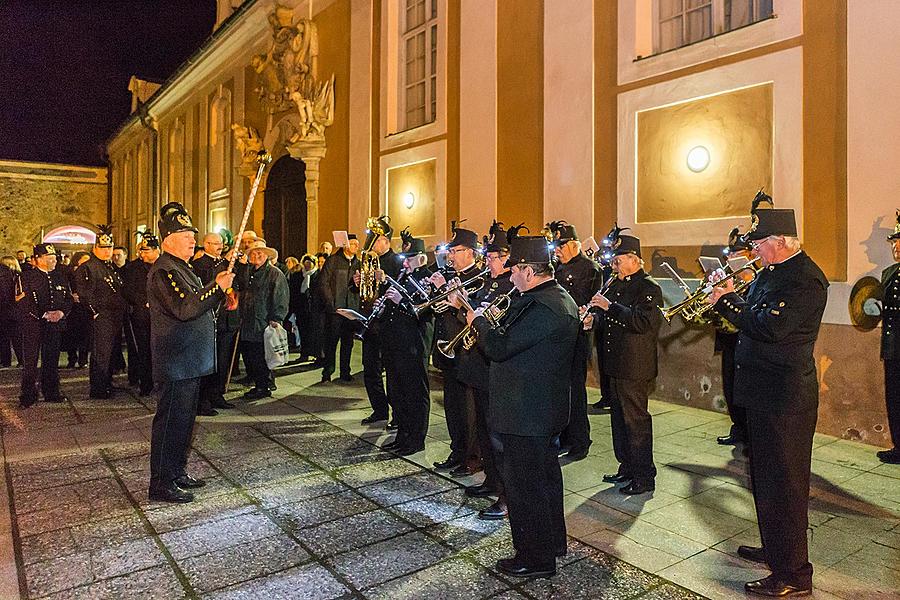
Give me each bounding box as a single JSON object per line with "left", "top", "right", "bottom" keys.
{"left": 347, "top": 233, "right": 358, "bottom": 240}
{"left": 95, "top": 224, "right": 114, "bottom": 248}
{"left": 545, "top": 220, "right": 578, "bottom": 246}
{"left": 484, "top": 220, "right": 509, "bottom": 253}
{"left": 449, "top": 227, "right": 479, "bottom": 250}
{"left": 508, "top": 236, "right": 554, "bottom": 266}
{"left": 744, "top": 209, "right": 798, "bottom": 241}
{"left": 158, "top": 202, "right": 198, "bottom": 239}
{"left": 889, "top": 209, "right": 900, "bottom": 241}
{"left": 612, "top": 234, "right": 642, "bottom": 258}
{"left": 727, "top": 227, "right": 751, "bottom": 252}
{"left": 364, "top": 216, "right": 392, "bottom": 251}
{"left": 139, "top": 232, "right": 160, "bottom": 249}
{"left": 33, "top": 243, "right": 56, "bottom": 257}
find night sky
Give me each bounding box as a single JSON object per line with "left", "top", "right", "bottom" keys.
{"left": 0, "top": 1, "right": 217, "bottom": 167}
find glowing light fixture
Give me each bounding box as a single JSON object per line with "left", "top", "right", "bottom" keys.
{"left": 686, "top": 145, "right": 710, "bottom": 173}
{"left": 403, "top": 192, "right": 415, "bottom": 209}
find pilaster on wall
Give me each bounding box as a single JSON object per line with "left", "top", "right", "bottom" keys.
{"left": 593, "top": 0, "right": 617, "bottom": 238}
{"left": 348, "top": 0, "right": 373, "bottom": 237}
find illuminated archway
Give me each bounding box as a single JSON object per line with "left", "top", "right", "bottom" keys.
{"left": 43, "top": 225, "right": 96, "bottom": 246}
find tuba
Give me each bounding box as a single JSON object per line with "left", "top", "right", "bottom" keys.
{"left": 359, "top": 216, "right": 389, "bottom": 302}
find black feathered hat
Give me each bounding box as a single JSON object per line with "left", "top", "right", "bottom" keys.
{"left": 508, "top": 236, "right": 554, "bottom": 266}
{"left": 888, "top": 210, "right": 900, "bottom": 241}
{"left": 612, "top": 234, "right": 642, "bottom": 258}
{"left": 158, "top": 202, "right": 198, "bottom": 239}
{"left": 95, "top": 224, "right": 114, "bottom": 248}
{"left": 448, "top": 219, "right": 479, "bottom": 250}
{"left": 544, "top": 220, "right": 578, "bottom": 247}
{"left": 484, "top": 220, "right": 510, "bottom": 253}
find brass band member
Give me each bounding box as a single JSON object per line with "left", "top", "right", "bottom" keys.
{"left": 879, "top": 212, "right": 900, "bottom": 464}
{"left": 455, "top": 221, "right": 516, "bottom": 518}
{"left": 547, "top": 220, "right": 602, "bottom": 460}
{"left": 708, "top": 207, "right": 827, "bottom": 597}
{"left": 589, "top": 234, "right": 662, "bottom": 495}
{"left": 18, "top": 243, "right": 72, "bottom": 407}
{"left": 431, "top": 224, "right": 482, "bottom": 473}
{"left": 148, "top": 203, "right": 234, "bottom": 503}
{"left": 466, "top": 235, "right": 579, "bottom": 578}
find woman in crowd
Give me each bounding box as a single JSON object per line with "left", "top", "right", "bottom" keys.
{"left": 0, "top": 256, "right": 23, "bottom": 367}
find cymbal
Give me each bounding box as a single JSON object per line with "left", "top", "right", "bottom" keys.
{"left": 848, "top": 275, "right": 882, "bottom": 331}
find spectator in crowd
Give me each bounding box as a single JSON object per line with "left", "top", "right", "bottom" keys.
{"left": 112, "top": 246, "right": 128, "bottom": 271}
{"left": 318, "top": 235, "right": 360, "bottom": 382}
{"left": 319, "top": 241, "right": 333, "bottom": 256}
{"left": 294, "top": 253, "right": 321, "bottom": 363}
{"left": 0, "top": 256, "right": 23, "bottom": 367}
{"left": 284, "top": 256, "right": 302, "bottom": 349}
{"left": 63, "top": 251, "right": 92, "bottom": 368}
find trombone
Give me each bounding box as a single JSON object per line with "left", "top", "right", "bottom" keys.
{"left": 437, "top": 288, "right": 520, "bottom": 358}
{"left": 659, "top": 257, "right": 763, "bottom": 323}
{"left": 413, "top": 267, "right": 489, "bottom": 316}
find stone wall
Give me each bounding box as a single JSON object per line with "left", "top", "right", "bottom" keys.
{"left": 0, "top": 160, "right": 108, "bottom": 255}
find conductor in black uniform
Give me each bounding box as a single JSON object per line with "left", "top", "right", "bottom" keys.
{"left": 877, "top": 211, "right": 900, "bottom": 465}
{"left": 547, "top": 220, "right": 602, "bottom": 460}
{"left": 147, "top": 202, "right": 234, "bottom": 503}
{"left": 588, "top": 234, "right": 662, "bottom": 495}
{"left": 18, "top": 243, "right": 73, "bottom": 407}
{"left": 76, "top": 225, "right": 127, "bottom": 399}
{"left": 709, "top": 208, "right": 827, "bottom": 597}
{"left": 467, "top": 235, "right": 578, "bottom": 578}
{"left": 121, "top": 233, "right": 160, "bottom": 396}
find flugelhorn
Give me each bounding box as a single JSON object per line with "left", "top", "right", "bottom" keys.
{"left": 413, "top": 267, "right": 489, "bottom": 316}
{"left": 437, "top": 288, "right": 520, "bottom": 358}
{"left": 660, "top": 257, "right": 763, "bottom": 323}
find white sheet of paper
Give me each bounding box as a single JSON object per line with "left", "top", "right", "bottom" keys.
{"left": 332, "top": 230, "right": 350, "bottom": 248}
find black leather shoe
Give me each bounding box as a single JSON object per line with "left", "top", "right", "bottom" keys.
{"left": 620, "top": 480, "right": 655, "bottom": 495}
{"left": 212, "top": 399, "right": 235, "bottom": 409}
{"left": 243, "top": 387, "right": 272, "bottom": 400}
{"left": 198, "top": 407, "right": 219, "bottom": 417}
{"left": 465, "top": 483, "right": 498, "bottom": 498}
{"left": 19, "top": 397, "right": 37, "bottom": 409}
{"left": 449, "top": 462, "right": 482, "bottom": 477}
{"left": 395, "top": 444, "right": 424, "bottom": 456}
{"left": 89, "top": 391, "right": 111, "bottom": 400}
{"left": 876, "top": 448, "right": 900, "bottom": 464}
{"left": 173, "top": 475, "right": 207, "bottom": 489}
{"left": 340, "top": 374, "right": 353, "bottom": 382}
{"left": 496, "top": 557, "right": 555, "bottom": 579}
{"left": 717, "top": 434, "right": 745, "bottom": 445}
{"left": 381, "top": 439, "right": 402, "bottom": 451}
{"left": 268, "top": 382, "right": 278, "bottom": 391}
{"left": 386, "top": 420, "right": 398, "bottom": 431}
{"left": 745, "top": 575, "right": 812, "bottom": 597}
{"left": 148, "top": 484, "right": 194, "bottom": 503}
{"left": 738, "top": 545, "right": 768, "bottom": 564}
{"left": 563, "top": 447, "right": 590, "bottom": 461}
{"left": 602, "top": 472, "right": 632, "bottom": 484}
{"left": 320, "top": 374, "right": 331, "bottom": 383}
{"left": 591, "top": 400, "right": 610, "bottom": 410}
{"left": 44, "top": 395, "right": 68, "bottom": 403}
{"left": 478, "top": 500, "right": 508, "bottom": 520}
{"left": 361, "top": 413, "right": 388, "bottom": 425}
{"left": 139, "top": 387, "right": 154, "bottom": 397}
{"left": 557, "top": 446, "right": 572, "bottom": 458}
{"left": 433, "top": 456, "right": 461, "bottom": 470}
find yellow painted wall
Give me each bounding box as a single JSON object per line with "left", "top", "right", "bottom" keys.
{"left": 387, "top": 160, "right": 436, "bottom": 237}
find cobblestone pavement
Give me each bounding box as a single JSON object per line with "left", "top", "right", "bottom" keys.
{"left": 0, "top": 353, "right": 898, "bottom": 600}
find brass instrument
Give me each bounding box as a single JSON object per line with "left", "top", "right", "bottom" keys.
{"left": 437, "top": 288, "right": 520, "bottom": 358}
{"left": 660, "top": 257, "right": 763, "bottom": 324}
{"left": 413, "top": 267, "right": 489, "bottom": 316}
{"left": 359, "top": 217, "right": 389, "bottom": 302}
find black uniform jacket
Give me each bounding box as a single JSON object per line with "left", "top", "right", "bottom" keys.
{"left": 596, "top": 270, "right": 663, "bottom": 381}
{"left": 191, "top": 253, "right": 222, "bottom": 286}
{"left": 318, "top": 251, "right": 361, "bottom": 313}
{"left": 121, "top": 259, "right": 151, "bottom": 320}
{"left": 880, "top": 262, "right": 900, "bottom": 360}
{"left": 75, "top": 254, "right": 126, "bottom": 317}
{"left": 457, "top": 270, "right": 514, "bottom": 390}
{"left": 714, "top": 251, "right": 828, "bottom": 414}
{"left": 432, "top": 262, "right": 482, "bottom": 372}
{"left": 148, "top": 252, "right": 224, "bottom": 382}
{"left": 474, "top": 279, "right": 579, "bottom": 436}
{"left": 381, "top": 265, "right": 433, "bottom": 357}
{"left": 556, "top": 252, "right": 602, "bottom": 306}
{"left": 20, "top": 267, "right": 73, "bottom": 328}
{"left": 239, "top": 262, "right": 290, "bottom": 343}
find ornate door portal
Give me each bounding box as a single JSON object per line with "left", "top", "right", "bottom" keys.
{"left": 263, "top": 155, "right": 307, "bottom": 259}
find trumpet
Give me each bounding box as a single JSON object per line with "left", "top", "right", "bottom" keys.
{"left": 437, "top": 288, "right": 520, "bottom": 359}
{"left": 413, "top": 267, "right": 489, "bottom": 316}
{"left": 660, "top": 257, "right": 763, "bottom": 323}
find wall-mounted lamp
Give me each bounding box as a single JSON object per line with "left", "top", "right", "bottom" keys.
{"left": 686, "top": 145, "right": 710, "bottom": 173}
{"left": 403, "top": 192, "right": 415, "bottom": 209}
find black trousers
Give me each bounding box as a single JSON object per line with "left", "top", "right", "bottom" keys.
{"left": 747, "top": 406, "right": 816, "bottom": 583}
{"left": 0, "top": 318, "right": 22, "bottom": 367}
{"left": 240, "top": 340, "right": 271, "bottom": 390}
{"left": 442, "top": 368, "right": 471, "bottom": 460}
{"left": 384, "top": 342, "right": 430, "bottom": 447}
{"left": 20, "top": 319, "right": 62, "bottom": 402}
{"left": 90, "top": 311, "right": 124, "bottom": 396}
{"left": 609, "top": 376, "right": 656, "bottom": 482}
{"left": 560, "top": 332, "right": 592, "bottom": 451}
{"left": 720, "top": 335, "right": 747, "bottom": 441}
{"left": 130, "top": 313, "right": 153, "bottom": 394}
{"left": 125, "top": 317, "right": 139, "bottom": 385}
{"left": 884, "top": 359, "right": 900, "bottom": 449}
{"left": 150, "top": 377, "right": 200, "bottom": 489}
{"left": 199, "top": 328, "right": 239, "bottom": 410}
{"left": 362, "top": 326, "right": 394, "bottom": 418}
{"left": 493, "top": 432, "right": 566, "bottom": 567}
{"left": 473, "top": 387, "right": 503, "bottom": 493}
{"left": 323, "top": 313, "right": 354, "bottom": 379}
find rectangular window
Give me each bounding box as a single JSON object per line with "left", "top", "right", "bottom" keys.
{"left": 400, "top": 0, "right": 438, "bottom": 131}
{"left": 656, "top": 0, "right": 773, "bottom": 54}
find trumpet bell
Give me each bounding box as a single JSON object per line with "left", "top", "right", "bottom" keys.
{"left": 436, "top": 339, "right": 455, "bottom": 359}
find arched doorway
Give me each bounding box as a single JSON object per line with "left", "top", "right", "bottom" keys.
{"left": 263, "top": 155, "right": 307, "bottom": 259}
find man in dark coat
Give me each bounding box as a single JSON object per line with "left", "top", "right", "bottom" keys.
{"left": 589, "top": 234, "right": 662, "bottom": 495}
{"left": 467, "top": 235, "right": 579, "bottom": 579}
{"left": 709, "top": 207, "right": 828, "bottom": 597}
{"left": 121, "top": 234, "right": 160, "bottom": 396}
{"left": 547, "top": 220, "right": 602, "bottom": 460}
{"left": 75, "top": 225, "right": 127, "bottom": 399}
{"left": 239, "top": 239, "right": 289, "bottom": 400}
{"left": 877, "top": 211, "right": 900, "bottom": 465}
{"left": 18, "top": 244, "right": 73, "bottom": 407}
{"left": 147, "top": 202, "right": 233, "bottom": 503}
{"left": 319, "top": 235, "right": 361, "bottom": 382}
